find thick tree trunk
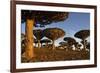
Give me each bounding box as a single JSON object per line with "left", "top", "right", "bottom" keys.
{"left": 24, "top": 19, "right": 35, "bottom": 61}
{"left": 52, "top": 40, "right": 55, "bottom": 50}
{"left": 83, "top": 39, "right": 86, "bottom": 50}
{"left": 46, "top": 42, "right": 48, "bottom": 47}
{"left": 38, "top": 40, "right": 41, "bottom": 48}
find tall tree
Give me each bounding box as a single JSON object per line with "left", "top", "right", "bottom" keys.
{"left": 64, "top": 37, "right": 76, "bottom": 50}
{"left": 21, "top": 10, "right": 68, "bottom": 60}
{"left": 33, "top": 29, "right": 44, "bottom": 48}
{"left": 59, "top": 41, "right": 68, "bottom": 50}
{"left": 74, "top": 30, "right": 90, "bottom": 50}
{"left": 74, "top": 42, "right": 79, "bottom": 50}
{"left": 43, "top": 28, "right": 65, "bottom": 50}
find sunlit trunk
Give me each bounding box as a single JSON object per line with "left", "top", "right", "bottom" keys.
{"left": 23, "top": 19, "right": 35, "bottom": 61}
{"left": 38, "top": 40, "right": 41, "bottom": 48}
{"left": 52, "top": 40, "right": 55, "bottom": 50}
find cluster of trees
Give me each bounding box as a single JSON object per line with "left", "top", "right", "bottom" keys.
{"left": 59, "top": 30, "right": 90, "bottom": 51}
{"left": 22, "top": 29, "right": 90, "bottom": 54}
{"left": 34, "top": 28, "right": 65, "bottom": 49}
{"left": 21, "top": 10, "right": 90, "bottom": 61}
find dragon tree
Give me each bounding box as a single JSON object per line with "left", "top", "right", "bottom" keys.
{"left": 21, "top": 10, "right": 69, "bottom": 60}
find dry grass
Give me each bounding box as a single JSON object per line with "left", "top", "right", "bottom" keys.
{"left": 21, "top": 47, "right": 90, "bottom": 63}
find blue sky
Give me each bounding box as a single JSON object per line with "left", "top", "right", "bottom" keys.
{"left": 21, "top": 12, "right": 90, "bottom": 46}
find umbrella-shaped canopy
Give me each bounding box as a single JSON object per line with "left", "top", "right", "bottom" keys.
{"left": 40, "top": 39, "right": 51, "bottom": 43}
{"left": 64, "top": 37, "right": 76, "bottom": 45}
{"left": 43, "top": 28, "right": 65, "bottom": 40}
{"left": 74, "top": 30, "right": 90, "bottom": 40}
{"left": 21, "top": 10, "right": 69, "bottom": 27}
